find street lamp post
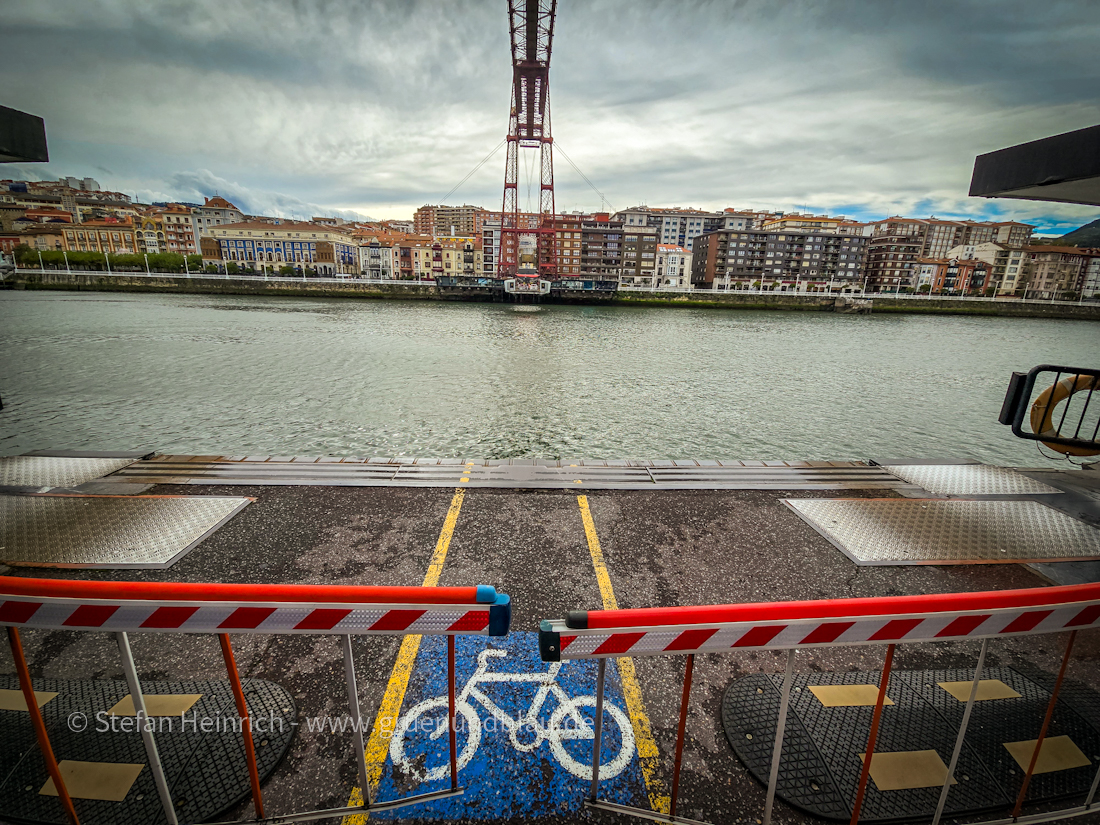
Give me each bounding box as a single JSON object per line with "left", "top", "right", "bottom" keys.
{"left": 63, "top": 249, "right": 70, "bottom": 274}
{"left": 37, "top": 250, "right": 44, "bottom": 271}
{"left": 105, "top": 251, "right": 111, "bottom": 274}
{"left": 143, "top": 253, "right": 150, "bottom": 274}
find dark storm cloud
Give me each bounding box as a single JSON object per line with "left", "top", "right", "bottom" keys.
{"left": 1, "top": 0, "right": 1097, "bottom": 230}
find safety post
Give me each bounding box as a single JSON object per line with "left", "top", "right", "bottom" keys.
{"left": 0, "top": 576, "right": 511, "bottom": 825}
{"left": 540, "top": 580, "right": 1100, "bottom": 825}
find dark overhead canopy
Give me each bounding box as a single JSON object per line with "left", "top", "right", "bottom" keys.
{"left": 0, "top": 105, "right": 49, "bottom": 164}
{"left": 969, "top": 124, "right": 1100, "bottom": 207}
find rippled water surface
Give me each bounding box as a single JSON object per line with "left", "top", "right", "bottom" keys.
{"left": 1, "top": 291, "right": 1097, "bottom": 463}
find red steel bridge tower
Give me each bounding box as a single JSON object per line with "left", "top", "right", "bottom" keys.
{"left": 498, "top": 0, "right": 557, "bottom": 292}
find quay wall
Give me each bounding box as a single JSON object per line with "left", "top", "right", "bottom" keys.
{"left": 11, "top": 270, "right": 1100, "bottom": 321}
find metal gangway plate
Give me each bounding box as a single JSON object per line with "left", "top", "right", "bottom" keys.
{"left": 0, "top": 456, "right": 139, "bottom": 489}
{"left": 881, "top": 464, "right": 1061, "bottom": 496}
{"left": 0, "top": 495, "right": 251, "bottom": 568}
{"left": 784, "top": 498, "right": 1100, "bottom": 565}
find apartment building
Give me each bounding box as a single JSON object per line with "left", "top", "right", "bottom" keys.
{"left": 614, "top": 207, "right": 729, "bottom": 252}
{"left": 190, "top": 196, "right": 244, "bottom": 248}
{"left": 578, "top": 215, "right": 627, "bottom": 280}
{"left": 1025, "top": 246, "right": 1096, "bottom": 298}
{"left": 865, "top": 218, "right": 1034, "bottom": 290}
{"left": 619, "top": 225, "right": 659, "bottom": 286}
{"left": 144, "top": 205, "right": 199, "bottom": 255}
{"left": 691, "top": 228, "right": 869, "bottom": 289}
{"left": 205, "top": 221, "right": 358, "bottom": 275}
{"left": 132, "top": 214, "right": 168, "bottom": 254}
{"left": 761, "top": 214, "right": 848, "bottom": 234}
{"left": 551, "top": 213, "right": 586, "bottom": 276}
{"left": 915, "top": 258, "right": 991, "bottom": 294}
{"left": 60, "top": 220, "right": 136, "bottom": 253}
{"left": 1082, "top": 254, "right": 1100, "bottom": 298}
{"left": 655, "top": 244, "right": 692, "bottom": 288}
{"left": 355, "top": 232, "right": 409, "bottom": 279}
{"left": 414, "top": 204, "right": 491, "bottom": 237}
{"left": 945, "top": 242, "right": 1030, "bottom": 294}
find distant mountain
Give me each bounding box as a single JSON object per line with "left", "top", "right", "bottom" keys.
{"left": 1058, "top": 217, "right": 1100, "bottom": 247}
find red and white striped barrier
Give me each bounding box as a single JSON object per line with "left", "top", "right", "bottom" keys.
{"left": 539, "top": 581, "right": 1100, "bottom": 660}
{"left": 0, "top": 577, "right": 511, "bottom": 636}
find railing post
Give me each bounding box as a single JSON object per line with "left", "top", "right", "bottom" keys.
{"left": 932, "top": 638, "right": 989, "bottom": 825}
{"left": 218, "top": 633, "right": 265, "bottom": 819}
{"left": 1012, "top": 630, "right": 1077, "bottom": 818}
{"left": 669, "top": 653, "right": 696, "bottom": 820}
{"left": 116, "top": 632, "right": 178, "bottom": 825}
{"left": 448, "top": 634, "right": 458, "bottom": 792}
{"left": 8, "top": 627, "right": 80, "bottom": 825}
{"left": 763, "top": 649, "right": 796, "bottom": 825}
{"left": 589, "top": 657, "right": 607, "bottom": 802}
{"left": 341, "top": 634, "right": 372, "bottom": 810}
{"left": 849, "top": 643, "right": 895, "bottom": 825}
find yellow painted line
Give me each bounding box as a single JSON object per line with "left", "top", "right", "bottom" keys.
{"left": 342, "top": 488, "right": 466, "bottom": 824}
{"left": 578, "top": 495, "right": 671, "bottom": 816}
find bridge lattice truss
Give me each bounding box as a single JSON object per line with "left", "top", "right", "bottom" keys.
{"left": 498, "top": 0, "right": 557, "bottom": 281}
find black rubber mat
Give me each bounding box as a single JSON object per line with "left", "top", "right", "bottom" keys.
{"left": 722, "top": 667, "right": 1100, "bottom": 822}
{"left": 0, "top": 676, "right": 295, "bottom": 825}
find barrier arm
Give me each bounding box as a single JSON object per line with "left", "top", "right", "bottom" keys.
{"left": 1, "top": 576, "right": 511, "bottom": 825}
{"left": 540, "top": 581, "right": 1100, "bottom": 825}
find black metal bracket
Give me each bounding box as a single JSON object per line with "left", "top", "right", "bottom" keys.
{"left": 999, "top": 365, "right": 1100, "bottom": 451}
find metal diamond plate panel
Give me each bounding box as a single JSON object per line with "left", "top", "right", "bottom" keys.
{"left": 883, "top": 464, "right": 1060, "bottom": 496}
{"left": 0, "top": 495, "right": 251, "bottom": 569}
{"left": 0, "top": 457, "right": 137, "bottom": 489}
{"left": 784, "top": 498, "right": 1100, "bottom": 565}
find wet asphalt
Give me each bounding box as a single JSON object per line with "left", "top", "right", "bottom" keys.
{"left": 2, "top": 484, "right": 1100, "bottom": 825}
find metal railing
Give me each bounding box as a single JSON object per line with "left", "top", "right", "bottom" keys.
{"left": 540, "top": 581, "right": 1100, "bottom": 825}
{"left": 1, "top": 575, "right": 511, "bottom": 825}
{"left": 10, "top": 266, "right": 1098, "bottom": 305}
{"left": 1000, "top": 365, "right": 1100, "bottom": 456}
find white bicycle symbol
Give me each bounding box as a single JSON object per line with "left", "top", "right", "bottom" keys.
{"left": 390, "top": 648, "right": 635, "bottom": 782}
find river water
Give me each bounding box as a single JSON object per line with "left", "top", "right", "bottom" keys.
{"left": 1, "top": 291, "right": 1097, "bottom": 464}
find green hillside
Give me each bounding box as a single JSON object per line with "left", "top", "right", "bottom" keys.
{"left": 1059, "top": 217, "right": 1100, "bottom": 247}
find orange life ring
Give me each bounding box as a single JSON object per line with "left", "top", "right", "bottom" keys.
{"left": 1030, "top": 373, "right": 1100, "bottom": 457}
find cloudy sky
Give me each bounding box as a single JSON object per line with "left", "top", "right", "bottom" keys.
{"left": 2, "top": 0, "right": 1098, "bottom": 233}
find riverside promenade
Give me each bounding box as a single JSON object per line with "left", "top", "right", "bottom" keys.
{"left": 3, "top": 453, "right": 1100, "bottom": 824}
{"left": 8, "top": 269, "right": 1100, "bottom": 320}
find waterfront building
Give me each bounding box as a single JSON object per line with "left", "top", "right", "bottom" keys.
{"left": 18, "top": 223, "right": 66, "bottom": 251}
{"left": 355, "top": 232, "right": 404, "bottom": 279}
{"left": 190, "top": 196, "right": 245, "bottom": 249}
{"left": 550, "top": 213, "right": 587, "bottom": 276}
{"left": 1082, "top": 253, "right": 1100, "bottom": 299}
{"left": 133, "top": 214, "right": 166, "bottom": 254}
{"left": 149, "top": 205, "right": 198, "bottom": 255}
{"left": 578, "top": 214, "right": 627, "bottom": 281}
{"left": 655, "top": 244, "right": 692, "bottom": 288}
{"left": 864, "top": 218, "right": 1034, "bottom": 291}
{"left": 935, "top": 258, "right": 991, "bottom": 295}
{"left": 761, "top": 214, "right": 847, "bottom": 234}
{"left": 1024, "top": 246, "right": 1095, "bottom": 298}
{"left": 613, "top": 206, "right": 728, "bottom": 251}
{"left": 619, "top": 225, "right": 659, "bottom": 286}
{"left": 690, "top": 227, "right": 869, "bottom": 290}
{"left": 414, "top": 204, "right": 491, "bottom": 238}
{"left": 60, "top": 219, "right": 137, "bottom": 253}
{"left": 945, "top": 242, "right": 1030, "bottom": 294}
{"left": 205, "top": 221, "right": 359, "bottom": 276}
